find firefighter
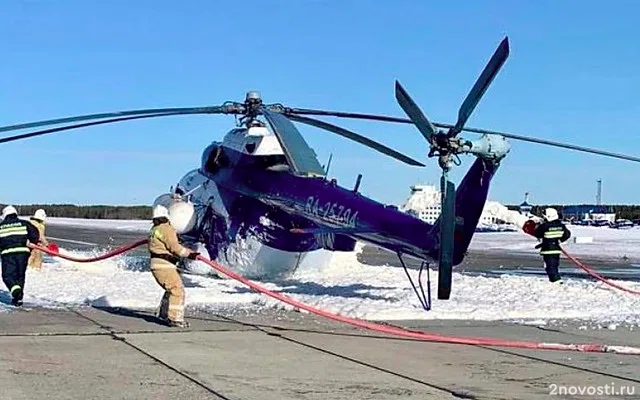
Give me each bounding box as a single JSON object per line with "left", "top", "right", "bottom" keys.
{"left": 0, "top": 205, "right": 40, "bottom": 306}
{"left": 148, "top": 204, "right": 199, "bottom": 327}
{"left": 28, "top": 209, "right": 49, "bottom": 270}
{"left": 533, "top": 207, "right": 571, "bottom": 283}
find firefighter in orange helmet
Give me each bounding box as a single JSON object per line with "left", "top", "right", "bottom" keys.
{"left": 148, "top": 204, "right": 199, "bottom": 327}
{"left": 28, "top": 209, "right": 49, "bottom": 270}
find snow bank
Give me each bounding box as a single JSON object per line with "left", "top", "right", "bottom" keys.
{"left": 1, "top": 242, "right": 638, "bottom": 329}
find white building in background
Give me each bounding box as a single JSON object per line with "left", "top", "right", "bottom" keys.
{"left": 399, "top": 184, "right": 518, "bottom": 230}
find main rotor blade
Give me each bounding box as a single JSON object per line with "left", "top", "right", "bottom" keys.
{"left": 394, "top": 80, "right": 437, "bottom": 144}
{"left": 0, "top": 105, "right": 233, "bottom": 134}
{"left": 438, "top": 173, "right": 455, "bottom": 300}
{"left": 285, "top": 108, "right": 640, "bottom": 163}
{"left": 439, "top": 123, "right": 640, "bottom": 163}
{"left": 0, "top": 111, "right": 210, "bottom": 144}
{"left": 282, "top": 107, "right": 414, "bottom": 123}
{"left": 451, "top": 37, "right": 509, "bottom": 136}
{"left": 288, "top": 114, "right": 425, "bottom": 167}
{"left": 261, "top": 108, "right": 326, "bottom": 177}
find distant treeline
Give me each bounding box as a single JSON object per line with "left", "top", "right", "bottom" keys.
{"left": 2, "top": 204, "right": 152, "bottom": 220}
{"left": 506, "top": 204, "right": 640, "bottom": 221}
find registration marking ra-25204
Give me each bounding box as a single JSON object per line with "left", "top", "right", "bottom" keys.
{"left": 305, "top": 196, "right": 358, "bottom": 227}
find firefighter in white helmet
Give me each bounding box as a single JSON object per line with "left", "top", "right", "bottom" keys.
{"left": 533, "top": 207, "right": 571, "bottom": 283}
{"left": 28, "top": 209, "right": 49, "bottom": 270}
{"left": 0, "top": 205, "right": 40, "bottom": 306}
{"left": 148, "top": 204, "right": 199, "bottom": 327}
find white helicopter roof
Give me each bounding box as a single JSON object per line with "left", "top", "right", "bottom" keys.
{"left": 221, "top": 125, "right": 285, "bottom": 156}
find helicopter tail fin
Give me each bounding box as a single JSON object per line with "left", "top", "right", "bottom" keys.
{"left": 428, "top": 157, "right": 501, "bottom": 266}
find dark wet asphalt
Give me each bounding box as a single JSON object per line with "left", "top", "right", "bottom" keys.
{"left": 44, "top": 224, "right": 640, "bottom": 281}
{"left": 45, "top": 224, "right": 150, "bottom": 257}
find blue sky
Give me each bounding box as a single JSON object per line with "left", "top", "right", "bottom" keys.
{"left": 1, "top": 1, "right": 639, "bottom": 207}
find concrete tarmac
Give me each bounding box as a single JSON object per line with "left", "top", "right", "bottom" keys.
{"left": 1, "top": 306, "right": 639, "bottom": 400}
{"left": 0, "top": 224, "right": 638, "bottom": 399}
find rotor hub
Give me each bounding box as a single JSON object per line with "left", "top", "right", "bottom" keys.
{"left": 239, "top": 90, "right": 264, "bottom": 126}
{"left": 427, "top": 133, "right": 468, "bottom": 171}
{"left": 245, "top": 90, "right": 262, "bottom": 103}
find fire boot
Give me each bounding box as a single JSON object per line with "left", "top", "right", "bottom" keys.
{"left": 167, "top": 320, "right": 190, "bottom": 328}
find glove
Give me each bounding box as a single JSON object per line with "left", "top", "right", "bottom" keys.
{"left": 187, "top": 252, "right": 200, "bottom": 260}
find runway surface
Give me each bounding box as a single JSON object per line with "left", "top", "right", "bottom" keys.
{"left": 45, "top": 223, "right": 640, "bottom": 281}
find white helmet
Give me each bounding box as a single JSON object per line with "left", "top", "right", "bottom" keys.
{"left": 34, "top": 209, "right": 46, "bottom": 220}
{"left": 1, "top": 205, "right": 17, "bottom": 219}
{"left": 544, "top": 207, "right": 559, "bottom": 222}
{"left": 152, "top": 204, "right": 170, "bottom": 219}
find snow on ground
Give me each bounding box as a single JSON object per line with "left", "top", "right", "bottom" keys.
{"left": 2, "top": 240, "right": 639, "bottom": 329}
{"left": 469, "top": 224, "right": 640, "bottom": 261}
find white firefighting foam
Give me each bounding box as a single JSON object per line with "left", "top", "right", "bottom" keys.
{"left": 1, "top": 220, "right": 640, "bottom": 328}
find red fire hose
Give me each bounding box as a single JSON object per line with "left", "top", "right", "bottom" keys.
{"left": 35, "top": 239, "right": 148, "bottom": 262}
{"left": 561, "top": 250, "right": 640, "bottom": 295}
{"left": 27, "top": 240, "right": 640, "bottom": 355}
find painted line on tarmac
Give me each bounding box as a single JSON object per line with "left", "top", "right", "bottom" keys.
{"left": 47, "top": 236, "right": 98, "bottom": 246}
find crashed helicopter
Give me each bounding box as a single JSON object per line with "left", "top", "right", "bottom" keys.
{"left": 3, "top": 36, "right": 640, "bottom": 309}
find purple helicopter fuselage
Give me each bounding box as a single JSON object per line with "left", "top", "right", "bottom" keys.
{"left": 185, "top": 143, "right": 499, "bottom": 266}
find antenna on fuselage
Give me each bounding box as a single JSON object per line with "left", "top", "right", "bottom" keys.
{"left": 353, "top": 173, "right": 362, "bottom": 192}
{"left": 323, "top": 153, "right": 333, "bottom": 175}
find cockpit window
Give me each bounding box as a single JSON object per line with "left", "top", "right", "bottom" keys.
{"left": 202, "top": 144, "right": 229, "bottom": 175}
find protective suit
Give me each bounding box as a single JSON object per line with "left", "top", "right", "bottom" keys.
{"left": 28, "top": 209, "right": 49, "bottom": 270}
{"left": 148, "top": 204, "right": 198, "bottom": 327}
{"left": 0, "top": 205, "right": 40, "bottom": 306}
{"left": 533, "top": 207, "right": 571, "bottom": 283}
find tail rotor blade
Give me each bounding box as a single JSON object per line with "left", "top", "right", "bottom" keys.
{"left": 451, "top": 37, "right": 510, "bottom": 136}
{"left": 438, "top": 173, "right": 455, "bottom": 300}
{"left": 394, "top": 80, "right": 438, "bottom": 144}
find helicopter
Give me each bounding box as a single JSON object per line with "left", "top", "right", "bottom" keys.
{"left": 2, "top": 36, "right": 640, "bottom": 309}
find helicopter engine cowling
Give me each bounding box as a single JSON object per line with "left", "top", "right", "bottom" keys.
{"left": 152, "top": 193, "right": 197, "bottom": 234}
{"left": 168, "top": 200, "right": 197, "bottom": 234}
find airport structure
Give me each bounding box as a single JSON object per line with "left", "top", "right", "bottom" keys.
{"left": 400, "top": 184, "right": 513, "bottom": 228}
{"left": 560, "top": 205, "right": 617, "bottom": 223}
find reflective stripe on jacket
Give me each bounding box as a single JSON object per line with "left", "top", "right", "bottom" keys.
{"left": 0, "top": 214, "right": 40, "bottom": 256}
{"left": 148, "top": 218, "right": 191, "bottom": 268}
{"left": 534, "top": 219, "right": 571, "bottom": 255}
